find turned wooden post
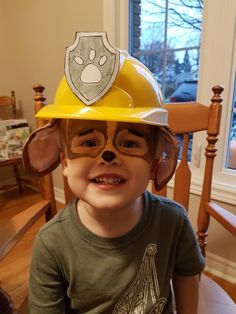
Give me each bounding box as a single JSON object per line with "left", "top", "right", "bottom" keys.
{"left": 197, "top": 85, "right": 224, "bottom": 256}
{"left": 33, "top": 84, "right": 57, "bottom": 220}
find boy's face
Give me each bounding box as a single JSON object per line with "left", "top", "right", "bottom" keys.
{"left": 61, "top": 120, "right": 156, "bottom": 211}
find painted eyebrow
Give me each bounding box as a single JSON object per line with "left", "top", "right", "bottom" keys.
{"left": 128, "top": 129, "right": 145, "bottom": 137}
{"left": 79, "top": 128, "right": 94, "bottom": 136}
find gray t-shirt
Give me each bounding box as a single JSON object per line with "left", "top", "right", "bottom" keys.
{"left": 29, "top": 191, "right": 205, "bottom": 314}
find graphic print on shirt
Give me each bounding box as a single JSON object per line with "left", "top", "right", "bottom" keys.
{"left": 113, "top": 244, "right": 167, "bottom": 313}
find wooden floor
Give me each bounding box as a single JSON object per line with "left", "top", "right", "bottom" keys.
{"left": 0, "top": 187, "right": 235, "bottom": 311}
{"left": 0, "top": 187, "right": 64, "bottom": 310}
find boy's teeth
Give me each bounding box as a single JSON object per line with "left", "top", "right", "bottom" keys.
{"left": 94, "top": 177, "right": 122, "bottom": 184}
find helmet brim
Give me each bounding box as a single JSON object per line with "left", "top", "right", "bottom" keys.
{"left": 36, "top": 104, "right": 168, "bottom": 126}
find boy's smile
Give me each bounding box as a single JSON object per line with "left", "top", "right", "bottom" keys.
{"left": 61, "top": 120, "right": 155, "bottom": 217}
{"left": 91, "top": 173, "right": 126, "bottom": 189}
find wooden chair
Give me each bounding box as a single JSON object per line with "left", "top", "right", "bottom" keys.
{"left": 0, "top": 85, "right": 235, "bottom": 313}
{"left": 0, "top": 92, "right": 25, "bottom": 193}
{"left": 0, "top": 87, "right": 57, "bottom": 314}
{"left": 152, "top": 85, "right": 236, "bottom": 313}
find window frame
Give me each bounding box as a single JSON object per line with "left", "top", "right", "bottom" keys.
{"left": 103, "top": 0, "right": 236, "bottom": 205}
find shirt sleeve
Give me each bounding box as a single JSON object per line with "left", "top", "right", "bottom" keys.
{"left": 29, "top": 233, "right": 67, "bottom": 314}
{"left": 174, "top": 212, "right": 205, "bottom": 276}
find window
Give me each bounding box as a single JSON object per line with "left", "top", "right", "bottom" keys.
{"left": 129, "top": 0, "right": 203, "bottom": 161}
{"left": 226, "top": 77, "right": 236, "bottom": 169}
{"left": 103, "top": 0, "right": 236, "bottom": 203}
{"left": 129, "top": 0, "right": 202, "bottom": 102}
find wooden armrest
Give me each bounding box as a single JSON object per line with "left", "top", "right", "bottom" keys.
{"left": 0, "top": 158, "right": 22, "bottom": 166}
{"left": 206, "top": 202, "right": 236, "bottom": 236}
{"left": 0, "top": 200, "right": 50, "bottom": 261}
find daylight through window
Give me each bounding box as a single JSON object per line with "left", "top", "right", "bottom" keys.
{"left": 130, "top": 0, "right": 203, "bottom": 161}
{"left": 130, "top": 0, "right": 203, "bottom": 101}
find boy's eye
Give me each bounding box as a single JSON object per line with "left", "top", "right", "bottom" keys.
{"left": 115, "top": 129, "right": 149, "bottom": 156}
{"left": 70, "top": 130, "right": 105, "bottom": 155}
{"left": 120, "top": 140, "right": 139, "bottom": 148}
{"left": 81, "top": 139, "right": 99, "bottom": 147}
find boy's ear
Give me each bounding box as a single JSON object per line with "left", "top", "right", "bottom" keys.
{"left": 150, "top": 127, "right": 179, "bottom": 191}
{"left": 23, "top": 120, "right": 61, "bottom": 177}
{"left": 150, "top": 159, "right": 159, "bottom": 180}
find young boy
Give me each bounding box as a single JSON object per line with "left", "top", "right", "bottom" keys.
{"left": 23, "top": 32, "right": 205, "bottom": 314}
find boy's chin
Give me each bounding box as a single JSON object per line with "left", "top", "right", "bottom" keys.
{"left": 80, "top": 195, "right": 137, "bottom": 212}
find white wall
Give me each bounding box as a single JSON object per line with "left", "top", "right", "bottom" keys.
{"left": 0, "top": 0, "right": 104, "bottom": 187}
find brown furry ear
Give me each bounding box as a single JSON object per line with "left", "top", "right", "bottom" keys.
{"left": 23, "top": 120, "right": 61, "bottom": 177}
{"left": 151, "top": 127, "right": 179, "bottom": 191}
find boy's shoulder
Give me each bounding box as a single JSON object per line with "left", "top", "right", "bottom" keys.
{"left": 38, "top": 199, "right": 77, "bottom": 236}
{"left": 147, "top": 190, "right": 187, "bottom": 214}
{"left": 146, "top": 190, "right": 188, "bottom": 225}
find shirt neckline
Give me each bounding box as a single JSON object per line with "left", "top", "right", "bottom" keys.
{"left": 69, "top": 190, "right": 153, "bottom": 249}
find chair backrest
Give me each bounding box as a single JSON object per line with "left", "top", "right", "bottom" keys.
{"left": 0, "top": 91, "right": 16, "bottom": 119}
{"left": 152, "top": 85, "right": 229, "bottom": 257}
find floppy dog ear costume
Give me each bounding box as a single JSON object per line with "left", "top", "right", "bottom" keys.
{"left": 23, "top": 32, "right": 179, "bottom": 191}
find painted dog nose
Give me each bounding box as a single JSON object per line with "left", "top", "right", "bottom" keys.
{"left": 101, "top": 150, "right": 116, "bottom": 162}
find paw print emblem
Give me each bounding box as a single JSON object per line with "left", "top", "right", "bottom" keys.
{"left": 75, "top": 49, "right": 107, "bottom": 84}
{"left": 65, "top": 32, "right": 120, "bottom": 105}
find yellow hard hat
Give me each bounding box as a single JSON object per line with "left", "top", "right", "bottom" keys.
{"left": 36, "top": 51, "right": 167, "bottom": 126}
{"left": 24, "top": 33, "right": 178, "bottom": 190}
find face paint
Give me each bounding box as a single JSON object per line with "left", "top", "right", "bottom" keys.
{"left": 65, "top": 120, "right": 156, "bottom": 162}
{"left": 66, "top": 120, "right": 107, "bottom": 159}
{"left": 113, "top": 123, "right": 155, "bottom": 162}
{"left": 101, "top": 150, "right": 116, "bottom": 162}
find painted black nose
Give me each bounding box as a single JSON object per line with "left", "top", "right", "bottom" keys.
{"left": 102, "top": 150, "right": 116, "bottom": 162}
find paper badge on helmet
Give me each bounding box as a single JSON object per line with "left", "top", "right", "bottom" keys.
{"left": 65, "top": 32, "right": 120, "bottom": 105}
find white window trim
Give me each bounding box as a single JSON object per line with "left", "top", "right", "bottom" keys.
{"left": 195, "top": 0, "right": 236, "bottom": 204}
{"left": 103, "top": 0, "right": 236, "bottom": 205}
{"left": 103, "top": 0, "right": 129, "bottom": 49}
